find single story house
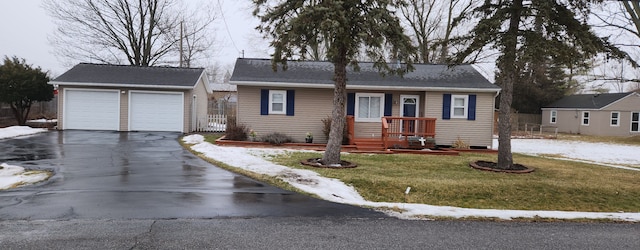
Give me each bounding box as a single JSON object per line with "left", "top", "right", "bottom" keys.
{"left": 49, "top": 63, "right": 211, "bottom": 132}
{"left": 229, "top": 58, "right": 500, "bottom": 149}
{"left": 541, "top": 92, "right": 640, "bottom": 136}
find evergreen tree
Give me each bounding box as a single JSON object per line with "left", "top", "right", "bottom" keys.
{"left": 452, "top": 0, "right": 634, "bottom": 169}
{"left": 0, "top": 57, "right": 53, "bottom": 125}
{"left": 253, "top": 0, "right": 416, "bottom": 165}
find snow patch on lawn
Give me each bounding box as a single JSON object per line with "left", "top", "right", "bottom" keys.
{"left": 0, "top": 126, "right": 48, "bottom": 139}
{"left": 494, "top": 138, "right": 640, "bottom": 168}
{"left": 184, "top": 134, "right": 640, "bottom": 221}
{"left": 0, "top": 126, "right": 51, "bottom": 189}
{"left": 27, "top": 118, "right": 58, "bottom": 123}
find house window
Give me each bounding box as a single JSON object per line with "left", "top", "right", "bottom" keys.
{"left": 610, "top": 112, "right": 620, "bottom": 127}
{"left": 269, "top": 90, "right": 286, "bottom": 114}
{"left": 632, "top": 112, "right": 639, "bottom": 132}
{"left": 355, "top": 93, "right": 384, "bottom": 122}
{"left": 581, "top": 111, "right": 590, "bottom": 126}
{"left": 451, "top": 95, "right": 468, "bottom": 119}
{"left": 550, "top": 110, "right": 557, "bottom": 124}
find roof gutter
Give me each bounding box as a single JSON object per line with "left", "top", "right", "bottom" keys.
{"left": 541, "top": 108, "right": 602, "bottom": 111}
{"left": 48, "top": 81, "right": 195, "bottom": 90}
{"left": 230, "top": 80, "right": 501, "bottom": 93}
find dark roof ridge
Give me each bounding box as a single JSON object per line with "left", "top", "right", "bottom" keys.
{"left": 568, "top": 92, "right": 632, "bottom": 96}
{"left": 543, "top": 92, "right": 633, "bottom": 109}
{"left": 235, "top": 57, "right": 476, "bottom": 66}
{"left": 51, "top": 63, "right": 206, "bottom": 88}
{"left": 77, "top": 62, "right": 205, "bottom": 70}
{"left": 231, "top": 58, "right": 498, "bottom": 90}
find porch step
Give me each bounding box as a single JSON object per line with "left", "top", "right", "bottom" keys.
{"left": 353, "top": 139, "right": 385, "bottom": 151}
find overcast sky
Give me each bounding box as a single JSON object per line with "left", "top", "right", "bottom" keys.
{"left": 0, "top": 0, "right": 269, "bottom": 77}
{"left": 1, "top": 1, "right": 637, "bottom": 92}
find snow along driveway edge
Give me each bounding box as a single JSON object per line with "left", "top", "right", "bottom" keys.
{"left": 183, "top": 135, "right": 640, "bottom": 221}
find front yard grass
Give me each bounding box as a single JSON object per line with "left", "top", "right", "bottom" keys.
{"left": 270, "top": 152, "right": 640, "bottom": 213}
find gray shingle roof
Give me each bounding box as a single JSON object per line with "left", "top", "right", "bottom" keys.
{"left": 52, "top": 63, "right": 205, "bottom": 88}
{"left": 544, "top": 92, "right": 633, "bottom": 109}
{"left": 230, "top": 58, "right": 498, "bottom": 90}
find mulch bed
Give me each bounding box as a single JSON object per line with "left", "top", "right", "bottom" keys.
{"left": 469, "top": 160, "right": 535, "bottom": 174}
{"left": 300, "top": 158, "right": 357, "bottom": 168}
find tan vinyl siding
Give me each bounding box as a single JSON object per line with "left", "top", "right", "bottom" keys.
{"left": 541, "top": 94, "right": 640, "bottom": 136}
{"left": 238, "top": 86, "right": 496, "bottom": 146}
{"left": 604, "top": 93, "right": 640, "bottom": 111}
{"left": 182, "top": 90, "right": 191, "bottom": 133}
{"left": 542, "top": 109, "right": 640, "bottom": 136}
{"left": 192, "top": 78, "right": 210, "bottom": 132}
{"left": 542, "top": 109, "right": 578, "bottom": 134}
{"left": 56, "top": 86, "right": 65, "bottom": 130}
{"left": 237, "top": 86, "right": 334, "bottom": 143}
{"left": 120, "top": 91, "right": 128, "bottom": 131}
{"left": 425, "top": 92, "right": 495, "bottom": 148}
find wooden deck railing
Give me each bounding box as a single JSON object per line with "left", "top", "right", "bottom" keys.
{"left": 381, "top": 117, "right": 436, "bottom": 149}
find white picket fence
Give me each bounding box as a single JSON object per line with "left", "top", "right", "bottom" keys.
{"left": 197, "top": 114, "right": 227, "bottom": 132}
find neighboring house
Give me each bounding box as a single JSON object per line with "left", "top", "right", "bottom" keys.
{"left": 230, "top": 58, "right": 500, "bottom": 148}
{"left": 541, "top": 92, "right": 640, "bottom": 136}
{"left": 49, "top": 63, "right": 211, "bottom": 133}
{"left": 209, "top": 80, "right": 238, "bottom": 116}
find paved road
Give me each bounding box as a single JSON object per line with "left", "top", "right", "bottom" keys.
{"left": 0, "top": 131, "right": 383, "bottom": 219}
{"left": 1, "top": 131, "right": 638, "bottom": 249}
{"left": 1, "top": 218, "right": 638, "bottom": 249}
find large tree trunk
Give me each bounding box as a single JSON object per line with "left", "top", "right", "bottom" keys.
{"left": 322, "top": 54, "right": 348, "bottom": 165}
{"left": 496, "top": 0, "right": 523, "bottom": 170}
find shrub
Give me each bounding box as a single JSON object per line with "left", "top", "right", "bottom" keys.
{"left": 225, "top": 123, "right": 248, "bottom": 141}
{"left": 321, "top": 116, "right": 350, "bottom": 145}
{"left": 261, "top": 132, "right": 293, "bottom": 145}
{"left": 451, "top": 137, "right": 470, "bottom": 149}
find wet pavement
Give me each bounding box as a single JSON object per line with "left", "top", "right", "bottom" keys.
{"left": 0, "top": 131, "right": 384, "bottom": 220}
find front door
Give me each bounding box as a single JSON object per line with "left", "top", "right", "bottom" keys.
{"left": 400, "top": 95, "right": 419, "bottom": 134}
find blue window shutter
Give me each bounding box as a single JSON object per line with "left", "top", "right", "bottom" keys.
{"left": 286, "top": 90, "right": 295, "bottom": 116}
{"left": 384, "top": 93, "right": 393, "bottom": 116}
{"left": 442, "top": 94, "right": 451, "bottom": 120}
{"left": 468, "top": 94, "right": 476, "bottom": 120}
{"left": 347, "top": 93, "right": 355, "bottom": 116}
{"left": 260, "top": 89, "right": 269, "bottom": 115}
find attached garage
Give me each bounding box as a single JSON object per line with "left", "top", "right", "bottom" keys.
{"left": 50, "top": 63, "right": 211, "bottom": 133}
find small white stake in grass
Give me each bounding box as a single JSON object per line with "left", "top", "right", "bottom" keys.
{"left": 403, "top": 186, "right": 412, "bottom": 207}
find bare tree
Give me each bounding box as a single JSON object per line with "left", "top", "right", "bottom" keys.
{"left": 399, "top": 0, "right": 474, "bottom": 63}
{"left": 45, "top": 0, "right": 215, "bottom": 67}
{"left": 438, "top": 0, "right": 474, "bottom": 63}
{"left": 175, "top": 12, "right": 217, "bottom": 67}
{"left": 589, "top": 1, "right": 640, "bottom": 88}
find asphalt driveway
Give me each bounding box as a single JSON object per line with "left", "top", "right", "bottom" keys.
{"left": 0, "top": 130, "right": 383, "bottom": 220}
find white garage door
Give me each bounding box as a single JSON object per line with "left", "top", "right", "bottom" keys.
{"left": 129, "top": 91, "right": 184, "bottom": 132}
{"left": 64, "top": 89, "right": 120, "bottom": 130}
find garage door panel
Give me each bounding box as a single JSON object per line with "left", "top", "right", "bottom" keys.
{"left": 130, "top": 92, "right": 184, "bottom": 132}
{"left": 64, "top": 90, "right": 120, "bottom": 130}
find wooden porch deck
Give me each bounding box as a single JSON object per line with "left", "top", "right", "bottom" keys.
{"left": 348, "top": 116, "right": 437, "bottom": 151}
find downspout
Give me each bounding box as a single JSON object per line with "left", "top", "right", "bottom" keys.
{"left": 491, "top": 90, "right": 501, "bottom": 149}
